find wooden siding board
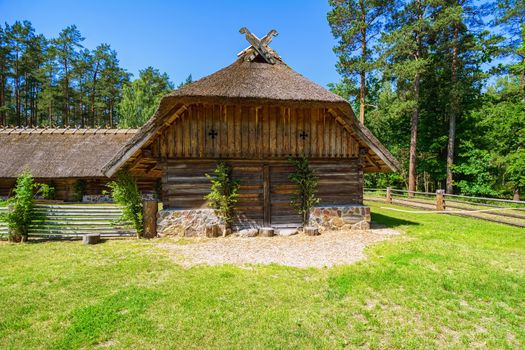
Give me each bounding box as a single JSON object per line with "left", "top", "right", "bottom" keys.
{"left": 149, "top": 104, "right": 365, "bottom": 161}
{"left": 297, "top": 108, "right": 304, "bottom": 156}
{"left": 162, "top": 158, "right": 363, "bottom": 229}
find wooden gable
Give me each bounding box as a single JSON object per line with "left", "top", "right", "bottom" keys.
{"left": 148, "top": 104, "right": 363, "bottom": 160}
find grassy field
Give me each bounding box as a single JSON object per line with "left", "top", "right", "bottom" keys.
{"left": 0, "top": 202, "right": 524, "bottom": 349}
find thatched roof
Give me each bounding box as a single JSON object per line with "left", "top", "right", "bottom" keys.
{"left": 103, "top": 55, "right": 399, "bottom": 176}
{"left": 0, "top": 128, "right": 137, "bottom": 178}
{"left": 169, "top": 57, "right": 347, "bottom": 104}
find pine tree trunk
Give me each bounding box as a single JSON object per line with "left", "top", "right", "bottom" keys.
{"left": 109, "top": 100, "right": 113, "bottom": 127}
{"left": 520, "top": 56, "right": 525, "bottom": 93}
{"left": 63, "top": 54, "right": 69, "bottom": 127}
{"left": 359, "top": 0, "right": 366, "bottom": 125}
{"left": 15, "top": 53, "right": 20, "bottom": 126}
{"left": 91, "top": 62, "right": 99, "bottom": 127}
{"left": 79, "top": 83, "right": 84, "bottom": 128}
{"left": 24, "top": 72, "right": 29, "bottom": 126}
{"left": 521, "top": 13, "right": 525, "bottom": 95}
{"left": 408, "top": 73, "right": 420, "bottom": 196}
{"left": 48, "top": 66, "right": 53, "bottom": 126}
{"left": 408, "top": 0, "right": 424, "bottom": 197}
{"left": 0, "top": 73, "right": 4, "bottom": 126}
{"left": 35, "top": 83, "right": 39, "bottom": 126}
{"left": 0, "top": 42, "right": 4, "bottom": 126}
{"left": 408, "top": 2, "right": 422, "bottom": 196}
{"left": 64, "top": 74, "right": 69, "bottom": 126}
{"left": 446, "top": 21, "right": 460, "bottom": 194}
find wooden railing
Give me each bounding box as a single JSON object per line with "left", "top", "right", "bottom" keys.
{"left": 0, "top": 203, "right": 136, "bottom": 239}
{"left": 364, "top": 187, "right": 525, "bottom": 228}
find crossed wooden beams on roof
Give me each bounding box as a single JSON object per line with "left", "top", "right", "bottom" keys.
{"left": 238, "top": 27, "right": 279, "bottom": 64}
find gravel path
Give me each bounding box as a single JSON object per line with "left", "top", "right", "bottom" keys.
{"left": 158, "top": 227, "right": 400, "bottom": 268}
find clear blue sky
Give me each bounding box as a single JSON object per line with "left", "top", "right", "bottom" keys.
{"left": 0, "top": 0, "right": 341, "bottom": 87}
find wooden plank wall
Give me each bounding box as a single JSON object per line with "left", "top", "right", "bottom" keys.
{"left": 162, "top": 161, "right": 265, "bottom": 227}
{"left": 312, "top": 162, "right": 363, "bottom": 205}
{"left": 152, "top": 104, "right": 361, "bottom": 160}
{"left": 269, "top": 165, "right": 302, "bottom": 226}
{"left": 162, "top": 159, "right": 363, "bottom": 227}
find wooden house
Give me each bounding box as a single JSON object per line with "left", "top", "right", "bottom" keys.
{"left": 0, "top": 129, "right": 143, "bottom": 201}
{"left": 102, "top": 29, "right": 399, "bottom": 234}
{"left": 0, "top": 29, "right": 398, "bottom": 235}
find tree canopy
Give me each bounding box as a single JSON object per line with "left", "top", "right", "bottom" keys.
{"left": 0, "top": 21, "right": 190, "bottom": 128}
{"left": 328, "top": 0, "right": 524, "bottom": 199}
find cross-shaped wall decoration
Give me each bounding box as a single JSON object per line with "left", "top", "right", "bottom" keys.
{"left": 208, "top": 129, "right": 218, "bottom": 139}
{"left": 238, "top": 27, "right": 279, "bottom": 64}
{"left": 299, "top": 131, "right": 309, "bottom": 140}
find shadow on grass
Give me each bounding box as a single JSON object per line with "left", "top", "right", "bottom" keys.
{"left": 11, "top": 234, "right": 133, "bottom": 243}
{"left": 371, "top": 212, "right": 419, "bottom": 228}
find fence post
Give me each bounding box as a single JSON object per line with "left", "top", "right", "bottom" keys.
{"left": 436, "top": 190, "right": 445, "bottom": 211}
{"left": 143, "top": 199, "right": 158, "bottom": 238}
{"left": 386, "top": 187, "right": 393, "bottom": 204}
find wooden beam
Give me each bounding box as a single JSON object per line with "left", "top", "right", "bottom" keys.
{"left": 239, "top": 27, "right": 277, "bottom": 64}
{"left": 237, "top": 29, "right": 278, "bottom": 58}
{"left": 327, "top": 107, "right": 399, "bottom": 172}
{"left": 103, "top": 105, "right": 187, "bottom": 177}
{"left": 144, "top": 162, "right": 157, "bottom": 175}
{"left": 366, "top": 154, "right": 381, "bottom": 170}
{"left": 263, "top": 164, "right": 270, "bottom": 226}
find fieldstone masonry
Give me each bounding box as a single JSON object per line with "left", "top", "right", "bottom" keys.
{"left": 157, "top": 209, "right": 222, "bottom": 237}
{"left": 309, "top": 205, "right": 371, "bottom": 231}
{"left": 157, "top": 205, "right": 371, "bottom": 237}
{"left": 81, "top": 193, "right": 157, "bottom": 203}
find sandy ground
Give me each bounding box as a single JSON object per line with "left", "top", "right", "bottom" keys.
{"left": 157, "top": 226, "right": 400, "bottom": 268}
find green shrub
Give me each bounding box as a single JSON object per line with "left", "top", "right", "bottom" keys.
{"left": 73, "top": 179, "right": 87, "bottom": 202}
{"left": 1, "top": 171, "right": 41, "bottom": 242}
{"left": 205, "top": 161, "right": 240, "bottom": 226}
{"left": 107, "top": 171, "right": 143, "bottom": 238}
{"left": 39, "top": 183, "right": 55, "bottom": 200}
{"left": 289, "top": 156, "right": 320, "bottom": 225}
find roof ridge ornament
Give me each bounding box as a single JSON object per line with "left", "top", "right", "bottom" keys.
{"left": 238, "top": 27, "right": 279, "bottom": 64}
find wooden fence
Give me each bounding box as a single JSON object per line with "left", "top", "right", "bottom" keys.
{"left": 364, "top": 188, "right": 525, "bottom": 228}
{"left": 0, "top": 203, "right": 136, "bottom": 239}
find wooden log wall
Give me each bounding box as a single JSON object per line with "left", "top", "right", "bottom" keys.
{"left": 162, "top": 159, "right": 363, "bottom": 228}
{"left": 0, "top": 177, "right": 158, "bottom": 202}
{"left": 151, "top": 104, "right": 361, "bottom": 160}
{"left": 1, "top": 178, "right": 78, "bottom": 201}
{"left": 0, "top": 179, "right": 15, "bottom": 197}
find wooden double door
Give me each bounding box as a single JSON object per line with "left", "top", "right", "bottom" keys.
{"left": 232, "top": 164, "right": 301, "bottom": 228}
{"left": 162, "top": 161, "right": 301, "bottom": 228}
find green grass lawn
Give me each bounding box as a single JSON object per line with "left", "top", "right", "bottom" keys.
{"left": 1, "top": 202, "right": 524, "bottom": 349}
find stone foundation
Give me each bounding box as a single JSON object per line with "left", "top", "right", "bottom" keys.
{"left": 81, "top": 192, "right": 157, "bottom": 203}
{"left": 157, "top": 209, "right": 222, "bottom": 237}
{"left": 157, "top": 205, "right": 371, "bottom": 237}
{"left": 82, "top": 194, "right": 114, "bottom": 203}
{"left": 309, "top": 205, "right": 371, "bottom": 231}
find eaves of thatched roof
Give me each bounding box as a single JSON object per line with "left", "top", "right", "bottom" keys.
{"left": 0, "top": 128, "right": 137, "bottom": 178}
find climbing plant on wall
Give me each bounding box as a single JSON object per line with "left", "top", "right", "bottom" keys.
{"left": 289, "top": 156, "right": 320, "bottom": 226}
{"left": 205, "top": 161, "right": 240, "bottom": 226}
{"left": 107, "top": 170, "right": 143, "bottom": 238}
{"left": 1, "top": 171, "right": 44, "bottom": 242}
